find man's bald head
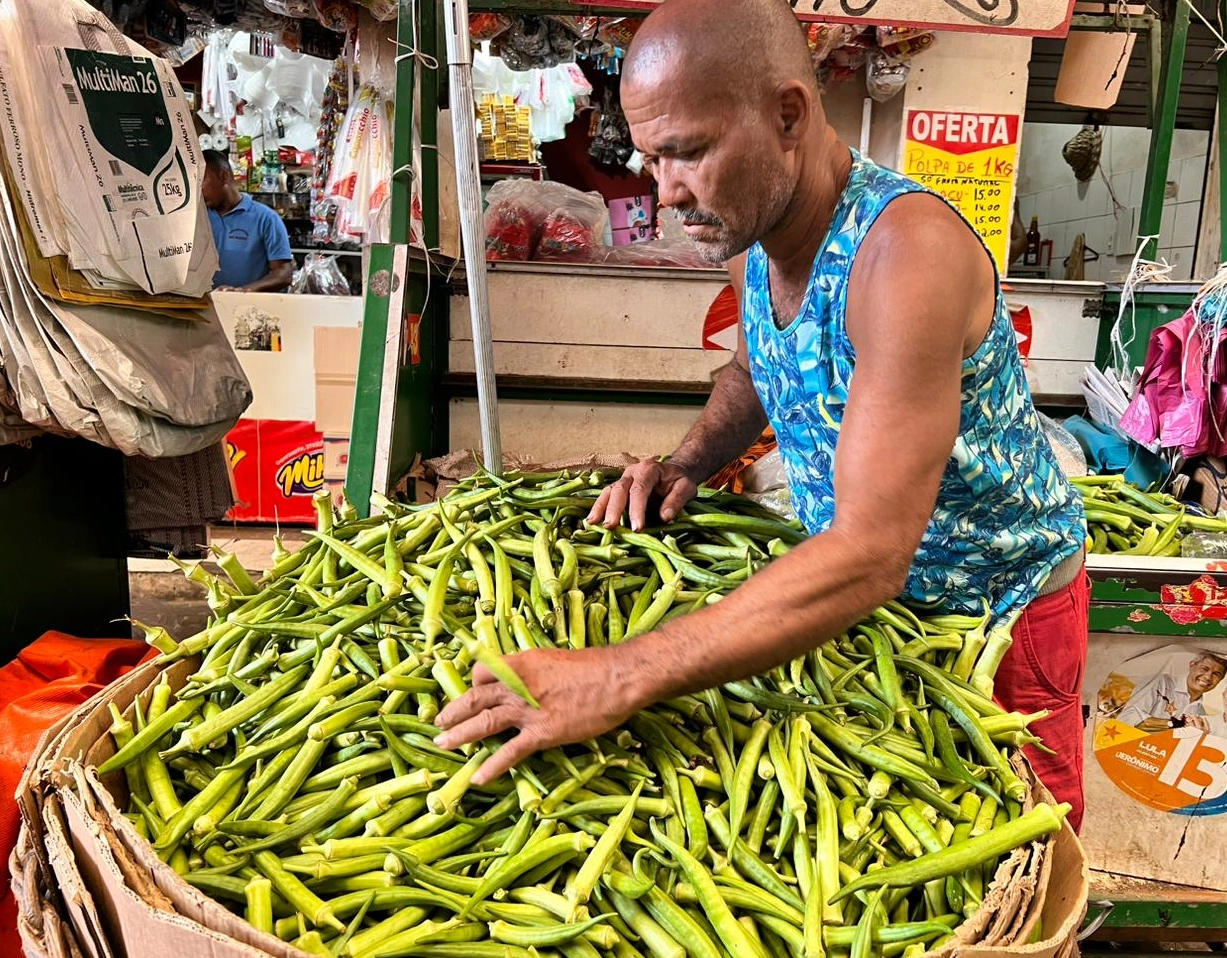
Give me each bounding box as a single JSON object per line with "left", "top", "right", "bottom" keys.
{"left": 623, "top": 0, "right": 818, "bottom": 111}
{"left": 619, "top": 0, "right": 841, "bottom": 263}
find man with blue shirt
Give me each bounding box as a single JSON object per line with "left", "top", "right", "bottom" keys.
{"left": 202, "top": 150, "right": 293, "bottom": 292}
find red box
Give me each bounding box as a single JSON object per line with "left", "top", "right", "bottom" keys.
{"left": 225, "top": 419, "right": 325, "bottom": 524}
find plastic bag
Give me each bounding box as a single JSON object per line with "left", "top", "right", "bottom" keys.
{"left": 806, "top": 23, "right": 858, "bottom": 62}
{"left": 741, "top": 448, "right": 796, "bottom": 519}
{"left": 866, "top": 50, "right": 910, "bottom": 102}
{"left": 597, "top": 241, "right": 710, "bottom": 269}
{"left": 597, "top": 208, "right": 712, "bottom": 268}
{"left": 1038, "top": 412, "right": 1088, "bottom": 478}
{"left": 0, "top": 631, "right": 154, "bottom": 958}
{"left": 597, "top": 17, "right": 639, "bottom": 48}
{"left": 312, "top": 0, "right": 357, "bottom": 32}
{"left": 264, "top": 0, "right": 316, "bottom": 16}
{"left": 1182, "top": 532, "right": 1227, "bottom": 559}
{"left": 291, "top": 253, "right": 352, "bottom": 295}
{"left": 536, "top": 207, "right": 601, "bottom": 262}
{"left": 484, "top": 179, "right": 540, "bottom": 260}
{"left": 876, "top": 26, "right": 937, "bottom": 60}
{"left": 495, "top": 15, "right": 555, "bottom": 70}
{"left": 355, "top": 0, "right": 397, "bottom": 21}
{"left": 483, "top": 179, "right": 609, "bottom": 263}
{"left": 470, "top": 13, "right": 512, "bottom": 41}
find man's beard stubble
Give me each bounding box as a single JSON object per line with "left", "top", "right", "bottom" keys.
{"left": 678, "top": 167, "right": 796, "bottom": 265}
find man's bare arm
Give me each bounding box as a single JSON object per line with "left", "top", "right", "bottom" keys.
{"left": 438, "top": 196, "right": 992, "bottom": 782}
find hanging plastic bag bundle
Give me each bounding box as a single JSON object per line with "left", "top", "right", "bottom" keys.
{"left": 290, "top": 253, "right": 351, "bottom": 295}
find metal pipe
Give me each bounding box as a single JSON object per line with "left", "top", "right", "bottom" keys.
{"left": 442, "top": 0, "right": 503, "bottom": 470}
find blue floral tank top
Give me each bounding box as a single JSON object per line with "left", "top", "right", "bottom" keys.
{"left": 742, "top": 152, "right": 1085, "bottom": 617}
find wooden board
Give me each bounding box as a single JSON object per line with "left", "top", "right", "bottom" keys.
{"left": 451, "top": 265, "right": 725, "bottom": 350}
{"left": 447, "top": 341, "right": 727, "bottom": 384}
{"left": 449, "top": 398, "right": 697, "bottom": 462}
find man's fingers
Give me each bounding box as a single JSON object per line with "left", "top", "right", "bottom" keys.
{"left": 469, "top": 662, "right": 497, "bottom": 686}
{"left": 433, "top": 703, "right": 522, "bottom": 752}
{"left": 434, "top": 682, "right": 504, "bottom": 733}
{"left": 586, "top": 487, "right": 613, "bottom": 526}
{"left": 627, "top": 472, "right": 658, "bottom": 532}
{"left": 658, "top": 480, "right": 694, "bottom": 524}
{"left": 602, "top": 481, "right": 632, "bottom": 529}
{"left": 473, "top": 731, "right": 541, "bottom": 786}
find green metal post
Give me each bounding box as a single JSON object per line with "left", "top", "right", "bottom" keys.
{"left": 1218, "top": 0, "right": 1227, "bottom": 263}
{"left": 421, "top": 0, "right": 440, "bottom": 253}
{"left": 1137, "top": 0, "right": 1190, "bottom": 262}
{"left": 347, "top": 0, "right": 446, "bottom": 516}
{"left": 389, "top": 0, "right": 418, "bottom": 244}
{"left": 1146, "top": 17, "right": 1161, "bottom": 127}
{"left": 347, "top": 243, "right": 396, "bottom": 516}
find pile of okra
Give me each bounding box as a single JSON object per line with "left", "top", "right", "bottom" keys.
{"left": 1075, "top": 474, "right": 1227, "bottom": 556}
{"left": 99, "top": 470, "right": 1070, "bottom": 958}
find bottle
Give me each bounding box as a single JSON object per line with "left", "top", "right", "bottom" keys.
{"left": 1023, "top": 216, "right": 1041, "bottom": 267}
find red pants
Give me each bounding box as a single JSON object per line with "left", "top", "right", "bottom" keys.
{"left": 993, "top": 573, "right": 1090, "bottom": 832}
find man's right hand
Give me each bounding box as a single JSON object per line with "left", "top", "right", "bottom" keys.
{"left": 586, "top": 459, "right": 699, "bottom": 531}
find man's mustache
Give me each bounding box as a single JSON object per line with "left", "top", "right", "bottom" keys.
{"left": 675, "top": 209, "right": 723, "bottom": 228}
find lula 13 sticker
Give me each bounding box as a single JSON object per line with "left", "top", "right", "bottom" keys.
{"left": 1094, "top": 645, "right": 1227, "bottom": 816}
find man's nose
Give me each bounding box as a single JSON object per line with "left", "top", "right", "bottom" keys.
{"left": 654, "top": 160, "right": 694, "bottom": 211}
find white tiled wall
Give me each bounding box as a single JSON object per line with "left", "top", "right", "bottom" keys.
{"left": 1015, "top": 123, "right": 1209, "bottom": 281}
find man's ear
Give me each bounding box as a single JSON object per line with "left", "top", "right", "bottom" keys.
{"left": 775, "top": 81, "right": 811, "bottom": 150}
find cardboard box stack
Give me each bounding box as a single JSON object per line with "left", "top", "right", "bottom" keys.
{"left": 314, "top": 326, "right": 361, "bottom": 509}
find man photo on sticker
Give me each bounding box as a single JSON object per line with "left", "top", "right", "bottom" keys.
{"left": 1115, "top": 652, "right": 1227, "bottom": 734}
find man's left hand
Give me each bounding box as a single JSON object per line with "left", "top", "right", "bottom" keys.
{"left": 434, "top": 645, "right": 642, "bottom": 785}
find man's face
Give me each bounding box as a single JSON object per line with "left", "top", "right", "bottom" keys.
{"left": 1188, "top": 657, "right": 1226, "bottom": 697}
{"left": 622, "top": 80, "right": 797, "bottom": 264}
{"left": 201, "top": 166, "right": 226, "bottom": 210}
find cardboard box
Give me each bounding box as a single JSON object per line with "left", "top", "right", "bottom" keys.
{"left": 324, "top": 477, "right": 348, "bottom": 510}
{"left": 1054, "top": 2, "right": 1145, "bottom": 110}
{"left": 314, "top": 326, "right": 361, "bottom": 435}
{"left": 14, "top": 643, "right": 1090, "bottom": 958}
{"left": 608, "top": 194, "right": 653, "bottom": 230}
{"left": 612, "top": 225, "right": 654, "bottom": 247}
{"left": 14, "top": 657, "right": 305, "bottom": 958}
{"left": 438, "top": 108, "right": 462, "bottom": 261}
{"left": 313, "top": 325, "right": 362, "bottom": 380}
{"left": 322, "top": 434, "right": 350, "bottom": 478}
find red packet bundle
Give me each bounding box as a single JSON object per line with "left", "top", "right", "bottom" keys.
{"left": 536, "top": 209, "right": 598, "bottom": 262}
{"left": 485, "top": 202, "right": 537, "bottom": 261}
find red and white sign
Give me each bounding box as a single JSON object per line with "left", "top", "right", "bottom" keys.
{"left": 906, "top": 112, "right": 1021, "bottom": 153}
{"left": 903, "top": 110, "right": 1022, "bottom": 272}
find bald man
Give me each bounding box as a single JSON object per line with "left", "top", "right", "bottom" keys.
{"left": 437, "top": 0, "right": 1089, "bottom": 828}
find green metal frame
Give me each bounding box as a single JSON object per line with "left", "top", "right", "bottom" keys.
{"left": 347, "top": 0, "right": 447, "bottom": 516}
{"left": 1136, "top": 0, "right": 1191, "bottom": 263}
